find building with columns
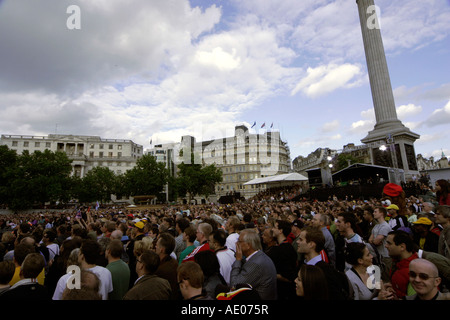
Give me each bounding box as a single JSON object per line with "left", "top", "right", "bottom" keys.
{"left": 0, "top": 134, "right": 143, "bottom": 177}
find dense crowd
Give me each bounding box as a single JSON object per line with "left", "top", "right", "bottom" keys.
{"left": 0, "top": 179, "right": 449, "bottom": 301}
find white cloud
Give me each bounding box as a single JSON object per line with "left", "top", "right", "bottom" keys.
{"left": 425, "top": 100, "right": 450, "bottom": 127}
{"left": 350, "top": 108, "right": 375, "bottom": 134}
{"left": 290, "top": 0, "right": 364, "bottom": 61}
{"left": 0, "top": 0, "right": 222, "bottom": 95}
{"left": 321, "top": 120, "right": 340, "bottom": 132}
{"left": 291, "top": 63, "right": 364, "bottom": 98}
{"left": 396, "top": 104, "right": 423, "bottom": 119}
{"left": 195, "top": 47, "right": 241, "bottom": 71}
{"left": 378, "top": 0, "right": 450, "bottom": 53}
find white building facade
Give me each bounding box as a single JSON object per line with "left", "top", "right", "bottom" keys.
{"left": 1, "top": 134, "right": 143, "bottom": 177}
{"left": 147, "top": 125, "right": 292, "bottom": 200}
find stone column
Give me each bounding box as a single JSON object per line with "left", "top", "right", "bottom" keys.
{"left": 356, "top": 0, "right": 404, "bottom": 134}
{"left": 356, "top": 0, "right": 420, "bottom": 179}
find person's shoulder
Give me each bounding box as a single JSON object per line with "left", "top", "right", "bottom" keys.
{"left": 0, "top": 283, "right": 49, "bottom": 300}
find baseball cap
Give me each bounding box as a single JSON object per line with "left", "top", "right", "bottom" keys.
{"left": 413, "top": 217, "right": 432, "bottom": 226}
{"left": 134, "top": 221, "right": 145, "bottom": 229}
{"left": 386, "top": 204, "right": 399, "bottom": 211}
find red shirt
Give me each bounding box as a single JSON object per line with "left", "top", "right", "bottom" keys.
{"left": 391, "top": 252, "right": 418, "bottom": 298}
{"left": 182, "top": 242, "right": 212, "bottom": 263}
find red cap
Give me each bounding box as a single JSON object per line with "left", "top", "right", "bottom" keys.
{"left": 383, "top": 183, "right": 403, "bottom": 197}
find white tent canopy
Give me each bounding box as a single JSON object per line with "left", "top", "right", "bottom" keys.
{"left": 244, "top": 172, "right": 308, "bottom": 186}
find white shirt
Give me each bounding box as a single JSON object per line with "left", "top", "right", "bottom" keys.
{"left": 244, "top": 250, "right": 259, "bottom": 262}
{"left": 52, "top": 266, "right": 113, "bottom": 300}
{"left": 216, "top": 248, "right": 236, "bottom": 285}
{"left": 306, "top": 254, "right": 323, "bottom": 266}
{"left": 52, "top": 272, "right": 72, "bottom": 300}
{"left": 88, "top": 266, "right": 113, "bottom": 300}
{"left": 47, "top": 243, "right": 60, "bottom": 262}
{"left": 226, "top": 233, "right": 239, "bottom": 253}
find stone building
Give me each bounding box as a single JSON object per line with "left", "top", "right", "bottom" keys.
{"left": 147, "top": 125, "right": 292, "bottom": 200}
{"left": 0, "top": 134, "right": 143, "bottom": 177}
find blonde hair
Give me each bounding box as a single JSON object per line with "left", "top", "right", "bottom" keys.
{"left": 133, "top": 237, "right": 153, "bottom": 257}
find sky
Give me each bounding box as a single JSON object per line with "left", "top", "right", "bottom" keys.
{"left": 0, "top": 0, "right": 449, "bottom": 165}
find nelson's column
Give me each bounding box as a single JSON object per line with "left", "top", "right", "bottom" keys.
{"left": 356, "top": 0, "right": 420, "bottom": 182}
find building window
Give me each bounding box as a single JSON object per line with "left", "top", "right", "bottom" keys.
{"left": 118, "top": 145, "right": 122, "bottom": 150}
{"left": 89, "top": 152, "right": 94, "bottom": 158}
{"left": 35, "top": 142, "right": 40, "bottom": 147}
{"left": 109, "top": 144, "right": 113, "bottom": 149}
{"left": 46, "top": 142, "right": 51, "bottom": 148}
{"left": 99, "top": 144, "right": 104, "bottom": 149}
{"left": 118, "top": 152, "right": 122, "bottom": 158}
{"left": 108, "top": 152, "right": 113, "bottom": 158}
{"left": 99, "top": 152, "right": 103, "bottom": 158}
{"left": 12, "top": 141, "right": 18, "bottom": 147}
{"left": 90, "top": 144, "right": 95, "bottom": 149}
{"left": 23, "top": 141, "right": 29, "bottom": 147}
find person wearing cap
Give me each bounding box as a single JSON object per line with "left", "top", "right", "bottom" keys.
{"left": 125, "top": 220, "right": 146, "bottom": 288}
{"left": 387, "top": 204, "right": 409, "bottom": 232}
{"left": 412, "top": 217, "right": 439, "bottom": 253}
{"left": 383, "top": 183, "right": 407, "bottom": 216}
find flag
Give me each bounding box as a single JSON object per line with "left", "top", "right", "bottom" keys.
{"left": 150, "top": 139, "right": 153, "bottom": 145}
{"left": 251, "top": 121, "right": 256, "bottom": 128}
{"left": 270, "top": 123, "right": 273, "bottom": 128}
{"left": 261, "top": 122, "right": 265, "bottom": 128}
{"left": 95, "top": 201, "right": 99, "bottom": 211}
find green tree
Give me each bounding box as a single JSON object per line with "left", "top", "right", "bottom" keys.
{"left": 0, "top": 145, "right": 18, "bottom": 205}
{"left": 175, "top": 160, "right": 222, "bottom": 202}
{"left": 7, "top": 150, "right": 73, "bottom": 210}
{"left": 123, "top": 154, "right": 169, "bottom": 198}
{"left": 335, "top": 153, "right": 360, "bottom": 172}
{"left": 199, "top": 164, "right": 223, "bottom": 198}
{"left": 77, "top": 166, "right": 117, "bottom": 204}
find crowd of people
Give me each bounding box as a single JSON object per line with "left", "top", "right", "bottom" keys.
{"left": 0, "top": 178, "right": 449, "bottom": 301}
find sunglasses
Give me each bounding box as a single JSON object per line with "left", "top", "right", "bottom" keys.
{"left": 408, "top": 271, "right": 439, "bottom": 281}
